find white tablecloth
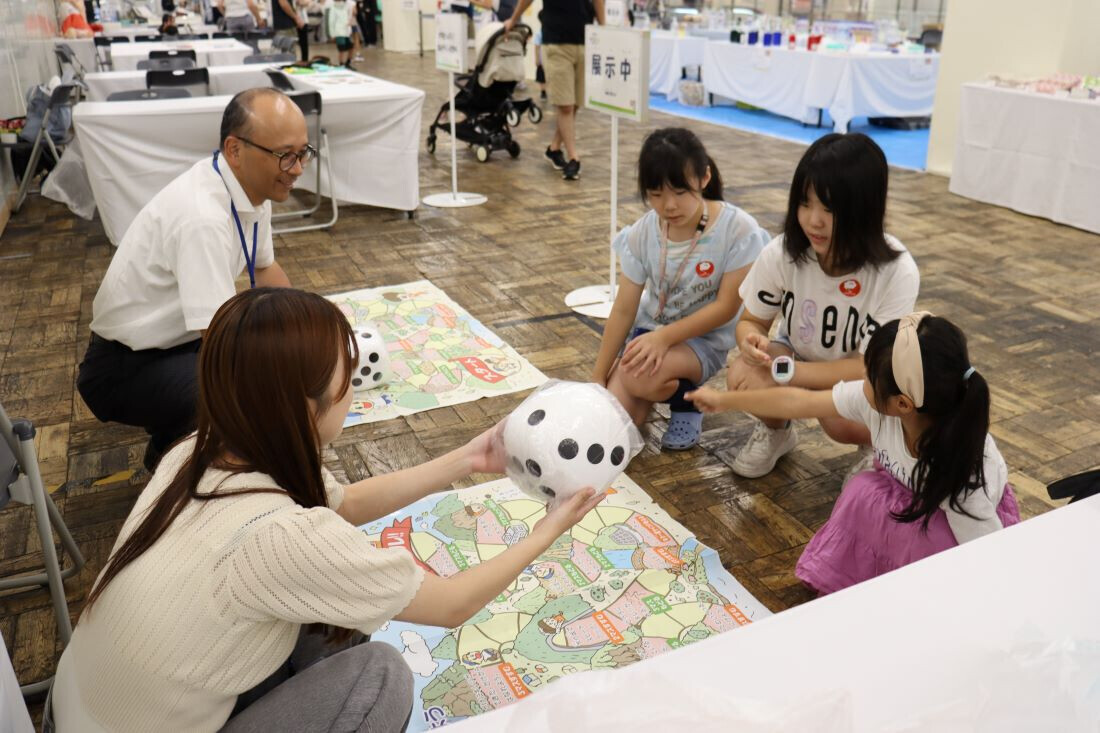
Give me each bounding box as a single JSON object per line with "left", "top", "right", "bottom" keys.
{"left": 950, "top": 83, "right": 1100, "bottom": 235}
{"left": 702, "top": 42, "right": 939, "bottom": 132}
{"left": 447, "top": 496, "right": 1100, "bottom": 731}
{"left": 84, "top": 63, "right": 274, "bottom": 100}
{"left": 107, "top": 39, "right": 254, "bottom": 71}
{"left": 1, "top": 630, "right": 33, "bottom": 733}
{"left": 648, "top": 31, "right": 706, "bottom": 102}
{"left": 100, "top": 22, "right": 220, "bottom": 39}
{"left": 73, "top": 70, "right": 425, "bottom": 243}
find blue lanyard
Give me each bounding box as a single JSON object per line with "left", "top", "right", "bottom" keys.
{"left": 211, "top": 151, "right": 258, "bottom": 289}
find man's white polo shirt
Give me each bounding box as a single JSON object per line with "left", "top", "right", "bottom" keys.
{"left": 90, "top": 155, "right": 275, "bottom": 351}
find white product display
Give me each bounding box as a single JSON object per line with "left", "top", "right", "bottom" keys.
{"left": 447, "top": 496, "right": 1100, "bottom": 732}
{"left": 72, "top": 70, "right": 425, "bottom": 244}
{"left": 949, "top": 83, "right": 1100, "bottom": 235}
{"left": 702, "top": 42, "right": 939, "bottom": 133}
{"left": 648, "top": 31, "right": 706, "bottom": 102}
{"left": 106, "top": 39, "right": 254, "bottom": 70}
{"left": 501, "top": 381, "right": 643, "bottom": 508}
{"left": 351, "top": 323, "right": 394, "bottom": 391}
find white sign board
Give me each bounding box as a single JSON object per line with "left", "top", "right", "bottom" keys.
{"left": 435, "top": 11, "right": 468, "bottom": 73}
{"left": 605, "top": 0, "right": 626, "bottom": 27}
{"left": 584, "top": 25, "right": 649, "bottom": 122}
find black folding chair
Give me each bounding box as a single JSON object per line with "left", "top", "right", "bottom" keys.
{"left": 134, "top": 33, "right": 162, "bottom": 41}
{"left": 137, "top": 56, "right": 197, "bottom": 71}
{"left": 107, "top": 87, "right": 192, "bottom": 101}
{"left": 264, "top": 68, "right": 296, "bottom": 91}
{"left": 272, "top": 91, "right": 338, "bottom": 235}
{"left": 53, "top": 42, "right": 88, "bottom": 80}
{"left": 146, "top": 67, "right": 210, "bottom": 96}
{"left": 93, "top": 36, "right": 116, "bottom": 70}
{"left": 212, "top": 31, "right": 231, "bottom": 38}
{"left": 0, "top": 401, "right": 85, "bottom": 696}
{"left": 244, "top": 52, "right": 297, "bottom": 64}
{"left": 149, "top": 48, "right": 198, "bottom": 61}
{"left": 6, "top": 84, "right": 77, "bottom": 214}
{"left": 107, "top": 35, "right": 131, "bottom": 42}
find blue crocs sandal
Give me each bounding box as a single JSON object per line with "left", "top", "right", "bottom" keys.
{"left": 662, "top": 410, "right": 703, "bottom": 451}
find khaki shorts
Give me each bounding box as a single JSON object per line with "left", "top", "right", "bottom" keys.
{"left": 544, "top": 43, "right": 585, "bottom": 108}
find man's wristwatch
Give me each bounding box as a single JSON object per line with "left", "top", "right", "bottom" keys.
{"left": 771, "top": 355, "right": 795, "bottom": 385}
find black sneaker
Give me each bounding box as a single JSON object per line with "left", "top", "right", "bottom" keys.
{"left": 545, "top": 147, "right": 566, "bottom": 170}
{"left": 562, "top": 159, "right": 581, "bottom": 180}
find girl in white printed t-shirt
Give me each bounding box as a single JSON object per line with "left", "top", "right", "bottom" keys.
{"left": 688, "top": 313, "right": 1021, "bottom": 594}
{"left": 591, "top": 128, "right": 770, "bottom": 451}
{"left": 726, "top": 132, "right": 920, "bottom": 478}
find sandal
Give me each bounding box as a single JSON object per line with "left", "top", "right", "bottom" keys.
{"left": 662, "top": 410, "right": 703, "bottom": 451}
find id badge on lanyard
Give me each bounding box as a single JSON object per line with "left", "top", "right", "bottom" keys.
{"left": 212, "top": 151, "right": 258, "bottom": 289}
{"left": 655, "top": 207, "right": 709, "bottom": 320}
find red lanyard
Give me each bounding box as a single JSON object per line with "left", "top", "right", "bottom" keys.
{"left": 656, "top": 204, "right": 709, "bottom": 319}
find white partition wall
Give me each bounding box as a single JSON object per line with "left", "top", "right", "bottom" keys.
{"left": 926, "top": 0, "right": 1100, "bottom": 176}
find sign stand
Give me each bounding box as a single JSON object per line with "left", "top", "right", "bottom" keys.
{"left": 423, "top": 12, "right": 487, "bottom": 209}
{"left": 565, "top": 25, "right": 649, "bottom": 318}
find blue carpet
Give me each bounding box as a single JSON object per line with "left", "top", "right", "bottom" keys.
{"left": 648, "top": 94, "right": 930, "bottom": 171}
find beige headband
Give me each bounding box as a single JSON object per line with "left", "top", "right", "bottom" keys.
{"left": 891, "top": 311, "right": 932, "bottom": 408}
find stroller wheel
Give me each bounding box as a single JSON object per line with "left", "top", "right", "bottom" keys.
{"left": 505, "top": 108, "right": 521, "bottom": 128}
{"left": 426, "top": 136, "right": 436, "bottom": 155}
{"left": 475, "top": 145, "right": 491, "bottom": 163}
{"left": 507, "top": 141, "right": 521, "bottom": 159}
{"left": 528, "top": 105, "right": 543, "bottom": 124}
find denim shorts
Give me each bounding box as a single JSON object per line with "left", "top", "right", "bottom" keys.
{"left": 627, "top": 327, "right": 729, "bottom": 385}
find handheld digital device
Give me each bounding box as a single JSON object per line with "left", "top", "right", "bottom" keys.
{"left": 771, "top": 355, "right": 795, "bottom": 385}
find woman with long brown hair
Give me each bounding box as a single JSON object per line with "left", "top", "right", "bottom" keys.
{"left": 51, "top": 288, "right": 605, "bottom": 732}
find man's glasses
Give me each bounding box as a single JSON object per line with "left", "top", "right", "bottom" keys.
{"left": 236, "top": 136, "right": 317, "bottom": 171}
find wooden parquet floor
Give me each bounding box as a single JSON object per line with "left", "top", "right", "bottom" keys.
{"left": 2, "top": 44, "right": 1097, "bottom": 701}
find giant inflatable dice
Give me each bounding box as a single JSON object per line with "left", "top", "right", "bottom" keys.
{"left": 351, "top": 323, "right": 394, "bottom": 392}
{"left": 502, "top": 381, "right": 643, "bottom": 507}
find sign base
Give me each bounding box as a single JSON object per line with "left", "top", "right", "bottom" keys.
{"left": 565, "top": 284, "right": 615, "bottom": 319}
{"left": 422, "top": 192, "right": 488, "bottom": 208}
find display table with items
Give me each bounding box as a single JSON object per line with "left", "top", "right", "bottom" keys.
{"left": 446, "top": 495, "right": 1100, "bottom": 731}
{"left": 701, "top": 41, "right": 939, "bottom": 132}
{"left": 950, "top": 79, "right": 1100, "bottom": 235}
{"left": 73, "top": 68, "right": 425, "bottom": 243}
{"left": 648, "top": 31, "right": 707, "bottom": 102}
{"left": 106, "top": 39, "right": 254, "bottom": 71}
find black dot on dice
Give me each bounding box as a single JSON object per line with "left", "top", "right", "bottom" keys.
{"left": 610, "top": 446, "right": 625, "bottom": 466}
{"left": 373, "top": 373, "right": 382, "bottom": 382}
{"left": 360, "top": 366, "right": 371, "bottom": 376}
{"left": 540, "top": 486, "right": 556, "bottom": 498}
{"left": 360, "top": 332, "right": 372, "bottom": 339}
{"left": 587, "top": 444, "right": 605, "bottom": 464}
{"left": 528, "top": 409, "right": 546, "bottom": 426}
{"left": 525, "top": 459, "right": 542, "bottom": 477}
{"left": 352, "top": 378, "right": 362, "bottom": 387}
{"left": 557, "top": 439, "right": 578, "bottom": 460}
{"left": 369, "top": 353, "right": 379, "bottom": 363}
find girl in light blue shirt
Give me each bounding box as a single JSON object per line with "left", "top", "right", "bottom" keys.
{"left": 591, "top": 128, "right": 769, "bottom": 450}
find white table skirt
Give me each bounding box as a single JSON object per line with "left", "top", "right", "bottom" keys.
{"left": 84, "top": 64, "right": 275, "bottom": 100}
{"left": 447, "top": 496, "right": 1100, "bottom": 731}
{"left": 702, "top": 42, "right": 939, "bottom": 132}
{"left": 100, "top": 23, "right": 220, "bottom": 39}
{"left": 73, "top": 71, "right": 425, "bottom": 243}
{"left": 950, "top": 83, "right": 1100, "bottom": 235}
{"left": 107, "top": 39, "right": 253, "bottom": 71}
{"left": 648, "top": 32, "right": 706, "bottom": 102}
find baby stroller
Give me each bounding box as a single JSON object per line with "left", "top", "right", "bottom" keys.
{"left": 426, "top": 22, "right": 543, "bottom": 163}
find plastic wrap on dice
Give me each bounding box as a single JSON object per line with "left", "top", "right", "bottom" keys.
{"left": 351, "top": 322, "right": 394, "bottom": 392}
{"left": 501, "top": 380, "right": 643, "bottom": 507}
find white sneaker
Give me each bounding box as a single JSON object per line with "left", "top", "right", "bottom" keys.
{"left": 841, "top": 445, "right": 875, "bottom": 486}
{"left": 731, "top": 421, "right": 798, "bottom": 478}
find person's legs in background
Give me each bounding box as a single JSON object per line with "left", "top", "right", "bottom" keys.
{"left": 297, "top": 24, "right": 310, "bottom": 61}
{"left": 543, "top": 43, "right": 583, "bottom": 180}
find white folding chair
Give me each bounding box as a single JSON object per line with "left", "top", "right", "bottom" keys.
{"left": 0, "top": 403, "right": 85, "bottom": 697}
{"left": 272, "top": 91, "right": 338, "bottom": 235}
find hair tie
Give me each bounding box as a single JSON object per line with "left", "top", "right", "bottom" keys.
{"left": 891, "top": 311, "right": 933, "bottom": 408}
{"left": 963, "top": 366, "right": 976, "bottom": 381}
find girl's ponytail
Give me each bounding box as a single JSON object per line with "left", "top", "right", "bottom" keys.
{"left": 864, "top": 316, "right": 992, "bottom": 528}
{"left": 702, "top": 156, "right": 724, "bottom": 201}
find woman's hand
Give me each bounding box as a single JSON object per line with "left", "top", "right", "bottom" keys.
{"left": 621, "top": 331, "right": 670, "bottom": 377}
{"left": 534, "top": 488, "right": 608, "bottom": 538}
{"left": 684, "top": 386, "right": 728, "bottom": 414}
{"left": 738, "top": 332, "right": 773, "bottom": 367}
{"left": 464, "top": 421, "right": 507, "bottom": 475}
